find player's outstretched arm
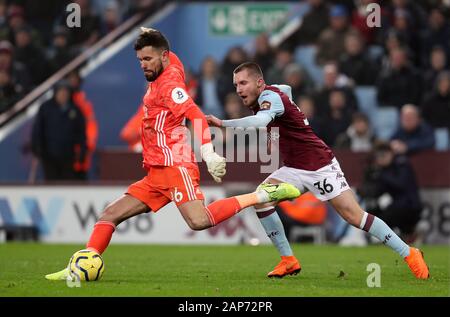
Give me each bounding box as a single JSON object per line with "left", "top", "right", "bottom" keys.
{"left": 206, "top": 112, "right": 273, "bottom": 128}
{"left": 184, "top": 106, "right": 226, "bottom": 183}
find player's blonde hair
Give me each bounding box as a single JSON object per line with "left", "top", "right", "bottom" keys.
{"left": 233, "top": 62, "right": 264, "bottom": 79}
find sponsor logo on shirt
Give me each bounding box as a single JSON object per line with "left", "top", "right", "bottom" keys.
{"left": 260, "top": 101, "right": 271, "bottom": 110}
{"left": 171, "top": 87, "right": 189, "bottom": 104}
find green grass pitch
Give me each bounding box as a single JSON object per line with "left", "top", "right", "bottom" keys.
{"left": 0, "top": 243, "right": 449, "bottom": 296}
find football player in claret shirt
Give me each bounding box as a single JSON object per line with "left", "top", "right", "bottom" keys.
{"left": 45, "top": 28, "right": 301, "bottom": 281}
{"left": 206, "top": 62, "right": 430, "bottom": 280}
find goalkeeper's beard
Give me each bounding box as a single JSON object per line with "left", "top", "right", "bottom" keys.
{"left": 145, "top": 62, "right": 164, "bottom": 82}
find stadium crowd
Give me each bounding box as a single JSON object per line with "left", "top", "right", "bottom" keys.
{"left": 1, "top": 0, "right": 449, "bottom": 175}
{"left": 0, "top": 0, "right": 165, "bottom": 114}
{"left": 190, "top": 0, "right": 450, "bottom": 156}
{"left": 2, "top": 0, "right": 449, "bottom": 156}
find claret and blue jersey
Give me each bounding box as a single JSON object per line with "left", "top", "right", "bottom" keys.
{"left": 250, "top": 85, "right": 334, "bottom": 171}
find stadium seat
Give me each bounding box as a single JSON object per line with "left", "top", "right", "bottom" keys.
{"left": 0, "top": 225, "right": 39, "bottom": 241}
{"left": 434, "top": 128, "right": 449, "bottom": 151}
{"left": 289, "top": 225, "right": 326, "bottom": 244}
{"left": 294, "top": 45, "right": 324, "bottom": 85}
{"left": 374, "top": 106, "right": 399, "bottom": 140}
{"left": 354, "top": 86, "right": 378, "bottom": 125}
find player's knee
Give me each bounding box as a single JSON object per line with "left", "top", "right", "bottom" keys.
{"left": 186, "top": 216, "right": 210, "bottom": 231}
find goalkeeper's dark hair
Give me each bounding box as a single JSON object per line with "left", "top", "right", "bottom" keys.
{"left": 134, "top": 29, "right": 170, "bottom": 52}
{"left": 233, "top": 62, "right": 263, "bottom": 78}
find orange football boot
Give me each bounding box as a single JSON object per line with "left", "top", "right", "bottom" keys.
{"left": 267, "top": 255, "right": 301, "bottom": 278}
{"left": 404, "top": 247, "right": 430, "bottom": 279}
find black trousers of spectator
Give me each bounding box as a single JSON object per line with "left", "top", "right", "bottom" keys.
{"left": 41, "top": 158, "right": 76, "bottom": 180}
{"left": 372, "top": 205, "right": 422, "bottom": 236}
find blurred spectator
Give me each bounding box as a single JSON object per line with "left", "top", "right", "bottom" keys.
{"left": 224, "top": 92, "right": 247, "bottom": 120}
{"left": 315, "top": 4, "right": 359, "bottom": 65}
{"left": 184, "top": 67, "right": 198, "bottom": 101}
{"left": 378, "top": 2, "right": 425, "bottom": 65}
{"left": 386, "top": 0, "right": 427, "bottom": 33}
{"left": 19, "top": 0, "right": 69, "bottom": 46}
{"left": 7, "top": 5, "right": 42, "bottom": 47}
{"left": 359, "top": 142, "right": 422, "bottom": 243}
{"left": 421, "top": 71, "right": 450, "bottom": 130}
{"left": 420, "top": 7, "right": 450, "bottom": 66}
{"left": 376, "top": 47, "right": 422, "bottom": 108}
{"left": 378, "top": 29, "right": 418, "bottom": 78}
{"left": 120, "top": 104, "right": 143, "bottom": 152}
{"left": 390, "top": 104, "right": 435, "bottom": 155}
{"left": 66, "top": 0, "right": 101, "bottom": 50}
{"left": 195, "top": 56, "right": 224, "bottom": 118}
{"left": 297, "top": 95, "right": 325, "bottom": 140}
{"left": 67, "top": 70, "right": 98, "bottom": 180}
{"left": 252, "top": 32, "right": 275, "bottom": 75}
{"left": 351, "top": 0, "right": 385, "bottom": 44}
{"left": 222, "top": 92, "right": 252, "bottom": 147}
{"left": 283, "top": 0, "right": 329, "bottom": 49}
{"left": 0, "top": 69, "right": 21, "bottom": 113}
{"left": 46, "top": 26, "right": 77, "bottom": 74}
{"left": 380, "top": 29, "right": 410, "bottom": 64}
{"left": 13, "top": 25, "right": 50, "bottom": 85}
{"left": 218, "top": 46, "right": 248, "bottom": 104}
{"left": 389, "top": 8, "right": 421, "bottom": 64}
{"left": 338, "top": 32, "right": 377, "bottom": 85}
{"left": 313, "top": 61, "right": 358, "bottom": 117}
{"left": 282, "top": 63, "right": 313, "bottom": 100}
{"left": 31, "top": 81, "right": 86, "bottom": 181}
{"left": 125, "top": 0, "right": 163, "bottom": 18}
{"left": 0, "top": 40, "right": 30, "bottom": 92}
{"left": 0, "top": 0, "right": 8, "bottom": 41}
{"left": 335, "top": 112, "right": 376, "bottom": 152}
{"left": 422, "top": 46, "right": 448, "bottom": 95}
{"left": 94, "top": 0, "right": 128, "bottom": 17}
{"left": 265, "top": 45, "right": 294, "bottom": 85}
{"left": 322, "top": 89, "right": 353, "bottom": 146}
{"left": 99, "top": 0, "right": 123, "bottom": 36}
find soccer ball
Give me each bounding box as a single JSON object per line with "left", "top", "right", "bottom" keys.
{"left": 68, "top": 249, "right": 105, "bottom": 282}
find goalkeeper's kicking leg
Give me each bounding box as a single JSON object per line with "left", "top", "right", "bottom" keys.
{"left": 177, "top": 182, "right": 300, "bottom": 230}
{"left": 45, "top": 183, "right": 300, "bottom": 280}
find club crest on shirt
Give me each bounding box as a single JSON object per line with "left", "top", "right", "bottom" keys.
{"left": 171, "top": 87, "right": 189, "bottom": 104}
{"left": 260, "top": 101, "right": 271, "bottom": 110}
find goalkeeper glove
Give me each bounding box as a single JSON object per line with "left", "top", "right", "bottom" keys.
{"left": 200, "top": 143, "right": 226, "bottom": 183}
